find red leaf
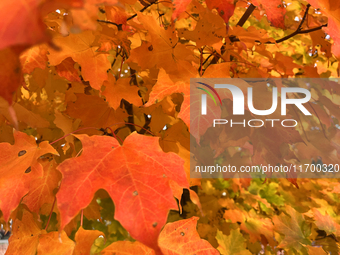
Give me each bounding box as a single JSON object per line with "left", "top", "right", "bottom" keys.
{"left": 56, "top": 133, "right": 188, "bottom": 249}
{"left": 0, "top": 48, "right": 22, "bottom": 104}
{"left": 172, "top": 0, "right": 192, "bottom": 20}
{"left": 55, "top": 58, "right": 81, "bottom": 82}
{"left": 307, "top": 0, "right": 340, "bottom": 58}
{"left": 20, "top": 45, "right": 48, "bottom": 74}
{"left": 252, "top": 0, "right": 286, "bottom": 29}
{"left": 22, "top": 159, "right": 61, "bottom": 214}
{"left": 0, "top": 131, "right": 58, "bottom": 221}
{"left": 0, "top": 0, "right": 47, "bottom": 51}
{"left": 206, "top": 0, "right": 235, "bottom": 23}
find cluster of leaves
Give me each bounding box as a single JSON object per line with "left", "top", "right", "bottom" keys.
{"left": 0, "top": 0, "right": 340, "bottom": 254}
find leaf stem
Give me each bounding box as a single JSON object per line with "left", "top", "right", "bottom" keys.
{"left": 50, "top": 127, "right": 99, "bottom": 145}
{"left": 45, "top": 197, "right": 57, "bottom": 230}
{"left": 106, "top": 127, "right": 123, "bottom": 144}
{"left": 80, "top": 210, "right": 84, "bottom": 227}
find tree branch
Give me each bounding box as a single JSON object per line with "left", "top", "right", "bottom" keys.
{"left": 275, "top": 24, "right": 328, "bottom": 43}
{"left": 127, "top": 1, "right": 157, "bottom": 21}
{"left": 229, "top": 4, "right": 327, "bottom": 44}
{"left": 236, "top": 4, "right": 256, "bottom": 27}
{"left": 297, "top": 4, "right": 311, "bottom": 31}
{"left": 96, "top": 20, "right": 122, "bottom": 30}
{"left": 97, "top": 1, "right": 157, "bottom": 28}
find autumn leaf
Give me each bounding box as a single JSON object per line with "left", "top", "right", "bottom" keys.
{"left": 128, "top": 13, "right": 194, "bottom": 75}
{"left": 56, "top": 133, "right": 188, "bottom": 249}
{"left": 55, "top": 57, "right": 82, "bottom": 82}
{"left": 1, "top": 1, "right": 340, "bottom": 254}
{"left": 158, "top": 217, "right": 219, "bottom": 255}
{"left": 273, "top": 206, "right": 312, "bottom": 251}
{"left": 101, "top": 241, "right": 155, "bottom": 255}
{"left": 313, "top": 209, "right": 340, "bottom": 236}
{"left": 0, "top": 47, "right": 22, "bottom": 104}
{"left": 65, "top": 93, "right": 128, "bottom": 129}
{"left": 6, "top": 210, "right": 42, "bottom": 255}
{"left": 0, "top": 0, "right": 47, "bottom": 51}
{"left": 251, "top": 0, "right": 286, "bottom": 29}
{"left": 216, "top": 229, "right": 252, "bottom": 255}
{"left": 74, "top": 227, "right": 104, "bottom": 255}
{"left": 20, "top": 45, "right": 48, "bottom": 74}
{"left": 22, "top": 159, "right": 61, "bottom": 214}
{"left": 172, "top": 0, "right": 191, "bottom": 20}
{"left": 37, "top": 231, "right": 75, "bottom": 255}
{"left": 0, "top": 131, "right": 58, "bottom": 221}
{"left": 307, "top": 0, "right": 340, "bottom": 58}
{"left": 103, "top": 75, "right": 142, "bottom": 109}
{"left": 48, "top": 31, "right": 111, "bottom": 90}
{"left": 146, "top": 69, "right": 191, "bottom": 128}
{"left": 206, "top": 0, "right": 236, "bottom": 24}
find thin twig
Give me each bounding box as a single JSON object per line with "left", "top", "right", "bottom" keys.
{"left": 297, "top": 4, "right": 311, "bottom": 31}
{"left": 97, "top": 1, "right": 157, "bottom": 28}
{"left": 97, "top": 20, "right": 122, "bottom": 30}
{"left": 230, "top": 3, "right": 326, "bottom": 44}
{"left": 229, "top": 24, "right": 328, "bottom": 44}
{"left": 127, "top": 1, "right": 157, "bottom": 21}
{"left": 275, "top": 24, "right": 327, "bottom": 43}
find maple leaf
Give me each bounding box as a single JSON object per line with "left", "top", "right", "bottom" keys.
{"left": 206, "top": 0, "right": 236, "bottom": 24}
{"left": 308, "top": 246, "right": 328, "bottom": 255}
{"left": 66, "top": 93, "right": 128, "bottom": 129}
{"left": 216, "top": 229, "right": 252, "bottom": 255}
{"left": 127, "top": 13, "right": 194, "bottom": 75}
{"left": 272, "top": 206, "right": 312, "bottom": 251}
{"left": 105, "top": 6, "right": 127, "bottom": 25}
{"left": 0, "top": 98, "right": 50, "bottom": 129}
{"left": 22, "top": 159, "right": 61, "bottom": 214}
{"left": 313, "top": 209, "right": 340, "bottom": 236}
{"left": 101, "top": 241, "right": 155, "bottom": 255}
{"left": 172, "top": 0, "right": 191, "bottom": 20}
{"left": 158, "top": 217, "right": 219, "bottom": 255}
{"left": 0, "top": 131, "right": 58, "bottom": 221}
{"left": 20, "top": 45, "right": 48, "bottom": 74}
{"left": 251, "top": 0, "right": 286, "bottom": 29}
{"left": 56, "top": 133, "right": 188, "bottom": 249}
{"left": 37, "top": 231, "right": 75, "bottom": 255}
{"left": 48, "top": 31, "right": 111, "bottom": 90}
{"left": 103, "top": 75, "right": 142, "bottom": 109}
{"left": 0, "top": 0, "right": 47, "bottom": 51}
{"left": 55, "top": 58, "right": 82, "bottom": 82}
{"left": 0, "top": 47, "right": 22, "bottom": 104}
{"left": 178, "top": 1, "right": 227, "bottom": 48}
{"left": 74, "top": 227, "right": 104, "bottom": 255}
{"left": 251, "top": 126, "right": 303, "bottom": 166}
{"left": 306, "top": 0, "right": 340, "bottom": 58}
{"left": 6, "top": 210, "right": 42, "bottom": 255}
{"left": 146, "top": 69, "right": 192, "bottom": 129}
{"left": 2, "top": 0, "right": 340, "bottom": 254}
